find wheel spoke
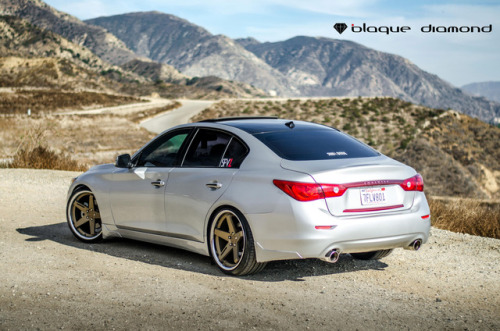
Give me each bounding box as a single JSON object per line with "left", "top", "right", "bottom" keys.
{"left": 74, "top": 216, "right": 89, "bottom": 228}
{"left": 93, "top": 211, "right": 101, "bottom": 219}
{"left": 88, "top": 195, "right": 94, "bottom": 211}
{"left": 214, "top": 229, "right": 230, "bottom": 241}
{"left": 89, "top": 219, "right": 95, "bottom": 235}
{"left": 232, "top": 245, "right": 239, "bottom": 263}
{"left": 219, "top": 243, "right": 232, "bottom": 260}
{"left": 225, "top": 214, "right": 236, "bottom": 234}
{"left": 74, "top": 202, "right": 87, "bottom": 212}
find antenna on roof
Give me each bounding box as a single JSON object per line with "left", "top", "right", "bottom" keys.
{"left": 285, "top": 121, "right": 295, "bottom": 129}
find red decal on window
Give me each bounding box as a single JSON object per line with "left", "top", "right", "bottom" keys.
{"left": 220, "top": 158, "right": 234, "bottom": 167}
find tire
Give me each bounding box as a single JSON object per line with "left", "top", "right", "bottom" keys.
{"left": 350, "top": 249, "right": 393, "bottom": 260}
{"left": 66, "top": 188, "right": 103, "bottom": 243}
{"left": 209, "top": 208, "right": 266, "bottom": 276}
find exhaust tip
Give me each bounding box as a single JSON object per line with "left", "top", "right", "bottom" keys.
{"left": 410, "top": 239, "right": 422, "bottom": 251}
{"left": 325, "top": 249, "right": 340, "bottom": 263}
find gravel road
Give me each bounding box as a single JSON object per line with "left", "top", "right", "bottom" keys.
{"left": 140, "top": 100, "right": 214, "bottom": 133}
{"left": 58, "top": 97, "right": 175, "bottom": 116}
{"left": 1, "top": 169, "right": 499, "bottom": 330}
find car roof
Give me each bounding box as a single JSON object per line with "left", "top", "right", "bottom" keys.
{"left": 199, "top": 117, "right": 334, "bottom": 134}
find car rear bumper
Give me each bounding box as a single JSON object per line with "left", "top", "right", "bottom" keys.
{"left": 247, "top": 193, "right": 431, "bottom": 263}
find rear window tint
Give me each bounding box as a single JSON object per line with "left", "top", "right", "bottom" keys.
{"left": 254, "top": 129, "right": 379, "bottom": 160}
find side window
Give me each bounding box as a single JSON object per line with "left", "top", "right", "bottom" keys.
{"left": 183, "top": 129, "right": 231, "bottom": 167}
{"left": 219, "top": 138, "right": 248, "bottom": 168}
{"left": 137, "top": 129, "right": 190, "bottom": 167}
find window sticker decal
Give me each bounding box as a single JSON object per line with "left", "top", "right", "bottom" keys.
{"left": 220, "top": 158, "right": 233, "bottom": 167}
{"left": 327, "top": 151, "right": 348, "bottom": 156}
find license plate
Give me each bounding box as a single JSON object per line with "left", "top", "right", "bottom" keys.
{"left": 360, "top": 187, "right": 388, "bottom": 206}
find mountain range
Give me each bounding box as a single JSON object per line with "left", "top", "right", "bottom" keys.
{"left": 86, "top": 12, "right": 294, "bottom": 96}
{"left": 0, "top": 0, "right": 499, "bottom": 122}
{"left": 86, "top": 11, "right": 499, "bottom": 122}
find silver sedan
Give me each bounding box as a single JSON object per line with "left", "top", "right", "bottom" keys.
{"left": 66, "top": 118, "right": 430, "bottom": 275}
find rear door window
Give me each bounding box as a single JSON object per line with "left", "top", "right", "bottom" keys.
{"left": 182, "top": 129, "right": 249, "bottom": 168}
{"left": 219, "top": 137, "right": 248, "bottom": 168}
{"left": 183, "top": 129, "right": 231, "bottom": 167}
{"left": 254, "top": 129, "right": 379, "bottom": 160}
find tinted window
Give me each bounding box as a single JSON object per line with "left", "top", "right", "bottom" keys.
{"left": 254, "top": 129, "right": 379, "bottom": 160}
{"left": 219, "top": 138, "right": 248, "bottom": 168}
{"left": 137, "top": 129, "right": 191, "bottom": 167}
{"left": 183, "top": 129, "right": 231, "bottom": 167}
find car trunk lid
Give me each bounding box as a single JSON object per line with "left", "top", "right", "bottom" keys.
{"left": 281, "top": 156, "right": 417, "bottom": 216}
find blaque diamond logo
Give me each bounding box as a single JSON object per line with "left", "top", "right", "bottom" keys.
{"left": 333, "top": 22, "right": 492, "bottom": 35}
{"left": 333, "top": 23, "right": 347, "bottom": 34}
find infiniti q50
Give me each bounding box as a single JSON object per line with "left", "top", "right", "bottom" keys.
{"left": 66, "top": 118, "right": 430, "bottom": 275}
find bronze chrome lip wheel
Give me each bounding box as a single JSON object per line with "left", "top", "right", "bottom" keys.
{"left": 67, "top": 189, "right": 102, "bottom": 242}
{"left": 210, "top": 210, "right": 245, "bottom": 271}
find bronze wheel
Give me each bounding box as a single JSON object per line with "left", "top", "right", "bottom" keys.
{"left": 209, "top": 208, "right": 266, "bottom": 275}
{"left": 67, "top": 189, "right": 103, "bottom": 242}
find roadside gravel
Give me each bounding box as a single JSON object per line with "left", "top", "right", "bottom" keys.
{"left": 0, "top": 169, "right": 499, "bottom": 330}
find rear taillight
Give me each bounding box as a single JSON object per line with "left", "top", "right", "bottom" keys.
{"left": 320, "top": 184, "right": 347, "bottom": 198}
{"left": 274, "top": 174, "right": 424, "bottom": 202}
{"left": 400, "top": 174, "right": 424, "bottom": 192}
{"left": 273, "top": 180, "right": 346, "bottom": 201}
{"left": 273, "top": 180, "right": 324, "bottom": 201}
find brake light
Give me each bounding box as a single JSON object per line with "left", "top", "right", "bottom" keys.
{"left": 273, "top": 180, "right": 347, "bottom": 201}
{"left": 274, "top": 174, "right": 423, "bottom": 202}
{"left": 400, "top": 174, "right": 424, "bottom": 192}
{"left": 273, "top": 180, "right": 324, "bottom": 201}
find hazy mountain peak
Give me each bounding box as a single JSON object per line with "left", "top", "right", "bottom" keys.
{"left": 462, "top": 81, "right": 500, "bottom": 103}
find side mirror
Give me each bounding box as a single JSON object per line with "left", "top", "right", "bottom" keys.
{"left": 115, "top": 154, "right": 131, "bottom": 168}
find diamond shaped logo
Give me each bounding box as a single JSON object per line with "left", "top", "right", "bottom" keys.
{"left": 333, "top": 23, "right": 347, "bottom": 34}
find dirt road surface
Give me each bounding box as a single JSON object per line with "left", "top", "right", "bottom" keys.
{"left": 140, "top": 100, "right": 214, "bottom": 133}
{"left": 57, "top": 97, "right": 175, "bottom": 116}
{"left": 1, "top": 169, "right": 499, "bottom": 330}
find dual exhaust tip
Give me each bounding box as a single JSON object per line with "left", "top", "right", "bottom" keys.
{"left": 325, "top": 239, "right": 422, "bottom": 263}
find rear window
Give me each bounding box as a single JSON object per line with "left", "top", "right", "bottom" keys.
{"left": 254, "top": 129, "right": 379, "bottom": 160}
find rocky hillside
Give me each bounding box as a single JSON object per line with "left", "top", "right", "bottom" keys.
{"left": 0, "top": 11, "right": 265, "bottom": 98}
{"left": 120, "top": 59, "right": 187, "bottom": 84}
{"left": 0, "top": 15, "right": 142, "bottom": 91}
{"left": 0, "top": 0, "right": 138, "bottom": 65}
{"left": 86, "top": 12, "right": 295, "bottom": 96}
{"left": 192, "top": 97, "right": 500, "bottom": 199}
{"left": 120, "top": 59, "right": 266, "bottom": 98}
{"left": 237, "top": 36, "right": 500, "bottom": 123}
{"left": 462, "top": 81, "right": 500, "bottom": 103}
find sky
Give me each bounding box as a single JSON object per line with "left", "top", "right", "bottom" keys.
{"left": 44, "top": 0, "right": 500, "bottom": 87}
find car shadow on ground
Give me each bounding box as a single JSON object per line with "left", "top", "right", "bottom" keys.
{"left": 17, "top": 222, "right": 388, "bottom": 282}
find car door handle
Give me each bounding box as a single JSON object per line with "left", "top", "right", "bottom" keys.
{"left": 206, "top": 182, "right": 223, "bottom": 190}
{"left": 151, "top": 180, "right": 165, "bottom": 187}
